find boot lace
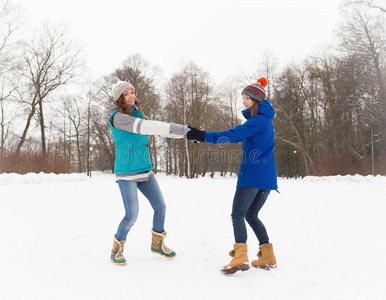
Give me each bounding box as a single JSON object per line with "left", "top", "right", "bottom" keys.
{"left": 161, "top": 243, "right": 172, "bottom": 254}
{"left": 113, "top": 241, "right": 125, "bottom": 260}
{"left": 153, "top": 236, "right": 172, "bottom": 254}
{"left": 116, "top": 247, "right": 124, "bottom": 260}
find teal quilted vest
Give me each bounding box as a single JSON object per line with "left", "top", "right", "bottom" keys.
{"left": 109, "top": 110, "right": 153, "bottom": 174}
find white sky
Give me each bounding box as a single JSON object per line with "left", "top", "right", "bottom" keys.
{"left": 14, "top": 0, "right": 345, "bottom": 84}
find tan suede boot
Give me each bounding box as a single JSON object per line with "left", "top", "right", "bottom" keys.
{"left": 221, "top": 243, "right": 250, "bottom": 275}
{"left": 110, "top": 235, "right": 127, "bottom": 266}
{"left": 251, "top": 243, "right": 277, "bottom": 270}
{"left": 151, "top": 230, "right": 176, "bottom": 258}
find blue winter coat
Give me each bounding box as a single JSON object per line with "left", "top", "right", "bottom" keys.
{"left": 204, "top": 99, "right": 278, "bottom": 190}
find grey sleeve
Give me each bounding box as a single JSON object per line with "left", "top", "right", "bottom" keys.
{"left": 111, "top": 112, "right": 138, "bottom": 133}
{"left": 169, "top": 123, "right": 184, "bottom": 135}
{"left": 111, "top": 112, "right": 184, "bottom": 138}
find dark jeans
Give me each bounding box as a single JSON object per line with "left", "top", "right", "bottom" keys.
{"left": 231, "top": 187, "right": 270, "bottom": 245}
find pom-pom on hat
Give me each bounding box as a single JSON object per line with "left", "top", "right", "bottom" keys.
{"left": 242, "top": 77, "right": 268, "bottom": 102}
{"left": 110, "top": 77, "right": 135, "bottom": 102}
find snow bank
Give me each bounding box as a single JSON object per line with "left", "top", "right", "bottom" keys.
{"left": 0, "top": 172, "right": 90, "bottom": 185}
{"left": 1, "top": 172, "right": 385, "bottom": 185}
{"left": 0, "top": 172, "right": 385, "bottom": 299}
{"left": 303, "top": 174, "right": 386, "bottom": 184}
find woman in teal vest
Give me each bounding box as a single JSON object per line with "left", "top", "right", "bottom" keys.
{"left": 109, "top": 78, "right": 190, "bottom": 266}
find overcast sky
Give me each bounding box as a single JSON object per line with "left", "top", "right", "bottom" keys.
{"left": 14, "top": 0, "right": 346, "bottom": 84}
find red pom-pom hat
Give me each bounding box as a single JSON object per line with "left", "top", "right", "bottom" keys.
{"left": 242, "top": 77, "right": 268, "bottom": 102}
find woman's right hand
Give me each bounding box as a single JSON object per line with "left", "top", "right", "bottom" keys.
{"left": 186, "top": 126, "right": 206, "bottom": 142}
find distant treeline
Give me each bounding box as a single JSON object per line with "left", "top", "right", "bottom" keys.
{"left": 0, "top": 0, "right": 385, "bottom": 176}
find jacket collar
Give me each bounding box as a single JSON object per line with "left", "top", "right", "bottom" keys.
{"left": 241, "top": 108, "right": 252, "bottom": 119}
{"left": 241, "top": 99, "right": 275, "bottom": 120}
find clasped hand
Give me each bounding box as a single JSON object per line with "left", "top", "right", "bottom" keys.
{"left": 184, "top": 126, "right": 205, "bottom": 142}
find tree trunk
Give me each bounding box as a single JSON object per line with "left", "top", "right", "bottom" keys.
{"left": 38, "top": 99, "right": 46, "bottom": 155}
{"left": 16, "top": 95, "right": 38, "bottom": 155}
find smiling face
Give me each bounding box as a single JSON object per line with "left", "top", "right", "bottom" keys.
{"left": 242, "top": 94, "right": 255, "bottom": 109}
{"left": 123, "top": 88, "right": 136, "bottom": 106}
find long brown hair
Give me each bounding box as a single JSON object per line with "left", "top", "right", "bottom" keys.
{"left": 116, "top": 93, "right": 141, "bottom": 116}
{"left": 251, "top": 101, "right": 259, "bottom": 117}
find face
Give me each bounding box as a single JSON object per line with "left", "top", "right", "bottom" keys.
{"left": 242, "top": 94, "right": 255, "bottom": 110}
{"left": 123, "top": 88, "right": 136, "bottom": 106}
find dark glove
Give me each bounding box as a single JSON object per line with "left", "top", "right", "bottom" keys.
{"left": 186, "top": 126, "right": 206, "bottom": 142}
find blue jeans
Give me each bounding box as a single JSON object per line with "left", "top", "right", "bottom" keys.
{"left": 115, "top": 175, "right": 166, "bottom": 241}
{"left": 231, "top": 187, "right": 270, "bottom": 245}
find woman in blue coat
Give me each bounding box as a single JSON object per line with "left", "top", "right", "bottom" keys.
{"left": 187, "top": 77, "right": 278, "bottom": 274}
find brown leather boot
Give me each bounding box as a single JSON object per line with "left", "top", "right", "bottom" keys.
{"left": 151, "top": 230, "right": 176, "bottom": 258}
{"left": 221, "top": 243, "right": 250, "bottom": 275}
{"left": 110, "top": 235, "right": 127, "bottom": 266}
{"left": 251, "top": 243, "right": 277, "bottom": 270}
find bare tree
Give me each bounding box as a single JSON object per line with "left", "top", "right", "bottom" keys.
{"left": 338, "top": 3, "right": 386, "bottom": 172}
{"left": 165, "top": 73, "right": 189, "bottom": 176}
{"left": 339, "top": 4, "right": 386, "bottom": 118}
{"left": 16, "top": 23, "right": 84, "bottom": 155}
{"left": 165, "top": 62, "right": 213, "bottom": 178}
{"left": 62, "top": 95, "right": 84, "bottom": 172}
{"left": 274, "top": 64, "right": 316, "bottom": 175}
{"left": 346, "top": 0, "right": 386, "bottom": 13}
{"left": 210, "top": 78, "right": 243, "bottom": 176}
{"left": 0, "top": 78, "right": 18, "bottom": 158}
{"left": 0, "top": 0, "right": 21, "bottom": 158}
{"left": 0, "top": 0, "right": 21, "bottom": 75}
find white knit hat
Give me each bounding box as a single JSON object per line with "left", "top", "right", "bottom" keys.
{"left": 110, "top": 77, "right": 135, "bottom": 102}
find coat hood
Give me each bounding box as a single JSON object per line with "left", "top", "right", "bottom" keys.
{"left": 242, "top": 99, "right": 275, "bottom": 120}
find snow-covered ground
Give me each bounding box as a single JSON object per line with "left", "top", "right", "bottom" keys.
{"left": 1, "top": 172, "right": 385, "bottom": 300}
